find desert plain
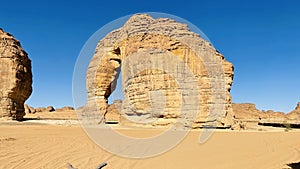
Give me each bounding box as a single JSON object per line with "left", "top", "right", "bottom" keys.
{"left": 0, "top": 110, "right": 300, "bottom": 169}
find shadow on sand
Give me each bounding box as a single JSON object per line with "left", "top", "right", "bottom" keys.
{"left": 288, "top": 162, "right": 300, "bottom": 169}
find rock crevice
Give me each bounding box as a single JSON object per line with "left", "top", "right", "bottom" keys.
{"left": 0, "top": 29, "right": 32, "bottom": 120}
{"left": 85, "top": 14, "right": 234, "bottom": 128}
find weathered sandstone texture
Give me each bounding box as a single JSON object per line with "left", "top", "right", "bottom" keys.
{"left": 105, "top": 100, "right": 122, "bottom": 121}
{"left": 24, "top": 104, "right": 36, "bottom": 114}
{"left": 84, "top": 14, "right": 234, "bottom": 128}
{"left": 56, "top": 106, "right": 75, "bottom": 112}
{"left": 0, "top": 29, "right": 32, "bottom": 120}
{"left": 27, "top": 106, "right": 74, "bottom": 113}
{"left": 232, "top": 102, "right": 300, "bottom": 128}
{"left": 35, "top": 106, "right": 55, "bottom": 112}
{"left": 287, "top": 102, "right": 300, "bottom": 121}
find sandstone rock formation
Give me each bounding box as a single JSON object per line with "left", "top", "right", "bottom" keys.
{"left": 232, "top": 103, "right": 289, "bottom": 120}
{"left": 24, "top": 104, "right": 30, "bottom": 114}
{"left": 232, "top": 102, "right": 300, "bottom": 128}
{"left": 35, "top": 107, "right": 47, "bottom": 113}
{"left": 232, "top": 103, "right": 261, "bottom": 120}
{"left": 84, "top": 14, "right": 234, "bottom": 128}
{"left": 26, "top": 106, "right": 74, "bottom": 113}
{"left": 287, "top": 102, "right": 300, "bottom": 121}
{"left": 0, "top": 29, "right": 32, "bottom": 120}
{"left": 56, "top": 106, "right": 75, "bottom": 111}
{"left": 35, "top": 106, "right": 56, "bottom": 112}
{"left": 47, "top": 106, "right": 55, "bottom": 112}
{"left": 24, "top": 104, "right": 36, "bottom": 114}
{"left": 231, "top": 103, "right": 262, "bottom": 129}
{"left": 104, "top": 100, "right": 122, "bottom": 121}
{"left": 29, "top": 106, "right": 36, "bottom": 114}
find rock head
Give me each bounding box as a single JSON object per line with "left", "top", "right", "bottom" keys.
{"left": 0, "top": 29, "right": 32, "bottom": 120}
{"left": 84, "top": 14, "right": 234, "bottom": 128}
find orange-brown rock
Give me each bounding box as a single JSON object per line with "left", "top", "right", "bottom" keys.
{"left": 287, "top": 102, "right": 300, "bottom": 121}
{"left": 232, "top": 103, "right": 300, "bottom": 128}
{"left": 260, "top": 110, "right": 286, "bottom": 123}
{"left": 46, "top": 106, "right": 55, "bottom": 112}
{"left": 232, "top": 103, "right": 286, "bottom": 121}
{"left": 84, "top": 14, "right": 234, "bottom": 128}
{"left": 24, "top": 104, "right": 30, "bottom": 114}
{"left": 24, "top": 104, "right": 36, "bottom": 114}
{"left": 232, "top": 103, "right": 261, "bottom": 120}
{"left": 29, "top": 106, "right": 36, "bottom": 114}
{"left": 0, "top": 29, "right": 32, "bottom": 120}
{"left": 35, "top": 107, "right": 47, "bottom": 112}
{"left": 56, "top": 106, "right": 74, "bottom": 112}
{"left": 34, "top": 106, "right": 56, "bottom": 112}
{"left": 104, "top": 100, "right": 122, "bottom": 121}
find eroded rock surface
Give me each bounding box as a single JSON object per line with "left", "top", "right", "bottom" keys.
{"left": 105, "top": 100, "right": 122, "bottom": 121}
{"left": 287, "top": 102, "right": 300, "bottom": 121}
{"left": 232, "top": 103, "right": 261, "bottom": 120}
{"left": 232, "top": 102, "right": 300, "bottom": 128}
{"left": 0, "top": 29, "right": 32, "bottom": 120}
{"left": 84, "top": 14, "right": 234, "bottom": 128}
{"left": 56, "top": 106, "right": 75, "bottom": 112}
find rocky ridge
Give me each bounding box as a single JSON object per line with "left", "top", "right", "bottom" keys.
{"left": 232, "top": 102, "right": 300, "bottom": 129}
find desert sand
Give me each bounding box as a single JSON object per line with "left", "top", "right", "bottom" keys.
{"left": 0, "top": 111, "right": 300, "bottom": 169}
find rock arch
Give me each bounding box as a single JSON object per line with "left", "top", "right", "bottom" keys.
{"left": 86, "top": 14, "right": 234, "bottom": 128}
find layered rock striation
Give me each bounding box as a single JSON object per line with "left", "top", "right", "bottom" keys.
{"left": 85, "top": 14, "right": 234, "bottom": 128}
{"left": 0, "top": 29, "right": 32, "bottom": 120}
{"left": 232, "top": 102, "right": 300, "bottom": 128}
{"left": 287, "top": 102, "right": 300, "bottom": 121}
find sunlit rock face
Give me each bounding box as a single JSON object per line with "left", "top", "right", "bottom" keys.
{"left": 232, "top": 102, "right": 300, "bottom": 129}
{"left": 0, "top": 29, "right": 32, "bottom": 120}
{"left": 86, "top": 14, "right": 234, "bottom": 128}
{"left": 287, "top": 102, "right": 300, "bottom": 121}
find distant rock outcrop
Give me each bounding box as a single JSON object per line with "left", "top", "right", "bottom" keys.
{"left": 27, "top": 106, "right": 75, "bottom": 113}
{"left": 24, "top": 104, "right": 30, "bottom": 114}
{"left": 46, "top": 106, "right": 55, "bottom": 112}
{"left": 24, "top": 104, "right": 36, "bottom": 114}
{"left": 232, "top": 103, "right": 261, "bottom": 120}
{"left": 34, "top": 106, "right": 55, "bottom": 112}
{"left": 56, "top": 106, "right": 74, "bottom": 111}
{"left": 232, "top": 102, "right": 300, "bottom": 128}
{"left": 35, "top": 107, "right": 48, "bottom": 113}
{"left": 287, "top": 102, "right": 300, "bottom": 121}
{"left": 0, "top": 29, "right": 32, "bottom": 120}
{"left": 84, "top": 14, "right": 234, "bottom": 128}
{"left": 29, "top": 106, "right": 36, "bottom": 114}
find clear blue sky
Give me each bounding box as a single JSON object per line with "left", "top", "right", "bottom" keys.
{"left": 1, "top": 0, "right": 299, "bottom": 112}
